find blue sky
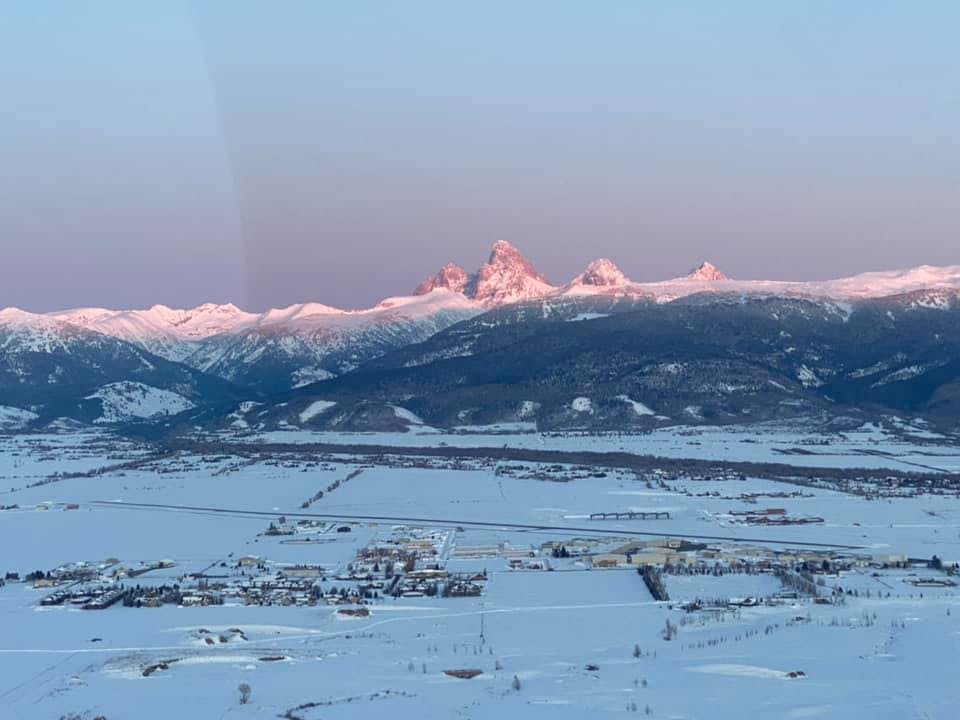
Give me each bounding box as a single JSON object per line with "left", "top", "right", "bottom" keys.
{"left": 2, "top": 2, "right": 958, "bottom": 311}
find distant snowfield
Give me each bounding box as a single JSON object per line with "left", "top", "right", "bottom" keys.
{"left": 252, "top": 420, "right": 960, "bottom": 474}
{"left": 0, "top": 405, "right": 38, "bottom": 430}
{"left": 570, "top": 397, "right": 594, "bottom": 414}
{"left": 616, "top": 394, "right": 656, "bottom": 416}
{"left": 298, "top": 400, "right": 336, "bottom": 423}
{"left": 566, "top": 312, "right": 609, "bottom": 322}
{"left": 391, "top": 405, "right": 426, "bottom": 426}
{"left": 291, "top": 366, "right": 334, "bottom": 388}
{"left": 85, "top": 381, "right": 194, "bottom": 423}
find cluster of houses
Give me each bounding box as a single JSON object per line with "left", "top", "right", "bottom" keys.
{"left": 10, "top": 558, "right": 177, "bottom": 610}
{"left": 263, "top": 518, "right": 353, "bottom": 541}
{"left": 20, "top": 558, "right": 175, "bottom": 589}
{"left": 0, "top": 501, "right": 81, "bottom": 513}
{"left": 12, "top": 511, "right": 956, "bottom": 617}
{"left": 640, "top": 467, "right": 747, "bottom": 485}
{"left": 808, "top": 471, "right": 960, "bottom": 500}
{"left": 349, "top": 527, "right": 489, "bottom": 597}
{"left": 19, "top": 523, "right": 491, "bottom": 612}
{"left": 40, "top": 582, "right": 126, "bottom": 610}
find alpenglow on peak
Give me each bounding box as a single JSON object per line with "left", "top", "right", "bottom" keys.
{"left": 687, "top": 261, "right": 728, "bottom": 281}
{"left": 413, "top": 262, "right": 469, "bottom": 296}
{"left": 576, "top": 258, "right": 630, "bottom": 287}
{"left": 414, "top": 241, "right": 555, "bottom": 306}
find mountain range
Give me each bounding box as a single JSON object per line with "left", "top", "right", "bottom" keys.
{"left": 2, "top": 241, "right": 959, "bottom": 431}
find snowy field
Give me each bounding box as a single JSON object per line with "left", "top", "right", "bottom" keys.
{"left": 1, "top": 429, "right": 959, "bottom": 719}
{"left": 252, "top": 419, "right": 960, "bottom": 474}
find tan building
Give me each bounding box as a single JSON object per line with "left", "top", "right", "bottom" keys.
{"left": 590, "top": 554, "right": 629, "bottom": 568}
{"left": 630, "top": 552, "right": 670, "bottom": 567}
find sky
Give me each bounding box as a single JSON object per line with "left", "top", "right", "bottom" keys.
{"left": 2, "top": 1, "right": 958, "bottom": 312}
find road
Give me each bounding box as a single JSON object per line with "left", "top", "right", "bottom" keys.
{"left": 90, "top": 499, "right": 865, "bottom": 549}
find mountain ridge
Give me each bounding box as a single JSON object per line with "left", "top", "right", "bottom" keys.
{"left": 3, "top": 242, "right": 959, "bottom": 427}
{"left": 7, "top": 243, "right": 960, "bottom": 346}
{"left": 226, "top": 290, "right": 960, "bottom": 434}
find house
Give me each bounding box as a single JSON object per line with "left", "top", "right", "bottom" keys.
{"left": 407, "top": 569, "right": 448, "bottom": 580}
{"left": 871, "top": 554, "right": 907, "bottom": 567}
{"left": 590, "top": 554, "right": 628, "bottom": 568}
{"left": 281, "top": 565, "right": 323, "bottom": 578}
{"left": 631, "top": 552, "right": 670, "bottom": 567}
{"left": 453, "top": 546, "right": 499, "bottom": 558}
{"left": 501, "top": 545, "right": 536, "bottom": 559}
{"left": 447, "top": 582, "right": 482, "bottom": 597}
{"left": 543, "top": 539, "right": 597, "bottom": 556}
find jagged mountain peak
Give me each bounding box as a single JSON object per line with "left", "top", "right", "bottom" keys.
{"left": 471, "top": 241, "right": 554, "bottom": 306}
{"left": 416, "top": 241, "right": 555, "bottom": 306}
{"left": 687, "top": 261, "right": 728, "bottom": 281}
{"left": 488, "top": 239, "right": 528, "bottom": 264}
{"left": 414, "top": 262, "right": 469, "bottom": 296}
{"left": 576, "top": 258, "right": 630, "bottom": 287}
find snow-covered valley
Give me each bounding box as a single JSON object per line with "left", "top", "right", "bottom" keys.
{"left": 1, "top": 425, "right": 958, "bottom": 719}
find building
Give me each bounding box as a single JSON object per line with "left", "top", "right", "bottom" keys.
{"left": 630, "top": 552, "right": 670, "bottom": 567}
{"left": 590, "top": 554, "right": 629, "bottom": 568}
{"left": 280, "top": 565, "right": 323, "bottom": 578}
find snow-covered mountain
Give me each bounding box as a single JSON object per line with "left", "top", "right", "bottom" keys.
{"left": 0, "top": 310, "right": 236, "bottom": 427}
{"left": 184, "top": 290, "right": 480, "bottom": 392}
{"left": 469, "top": 240, "right": 555, "bottom": 306}
{"left": 568, "top": 258, "right": 631, "bottom": 288}
{"left": 633, "top": 263, "right": 960, "bottom": 304}
{"left": 4, "top": 242, "right": 960, "bottom": 406}
{"left": 85, "top": 381, "right": 196, "bottom": 424}
{"left": 49, "top": 303, "right": 258, "bottom": 361}
{"left": 264, "top": 289, "right": 960, "bottom": 434}
{"left": 417, "top": 242, "right": 960, "bottom": 306}
{"left": 413, "top": 263, "right": 470, "bottom": 295}
{"left": 9, "top": 291, "right": 482, "bottom": 394}
{"left": 414, "top": 240, "right": 554, "bottom": 306}
{"left": 686, "top": 261, "right": 728, "bottom": 282}
{"left": 13, "top": 243, "right": 960, "bottom": 356}
{"left": 1, "top": 242, "right": 554, "bottom": 395}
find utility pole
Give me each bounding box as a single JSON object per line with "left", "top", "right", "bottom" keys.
{"left": 480, "top": 601, "right": 485, "bottom": 645}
